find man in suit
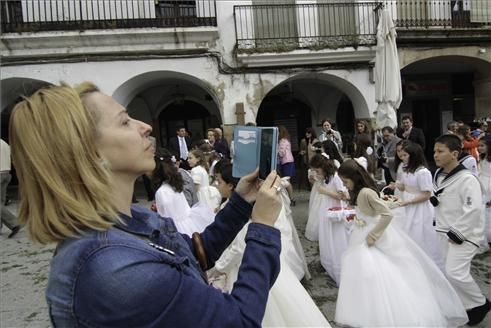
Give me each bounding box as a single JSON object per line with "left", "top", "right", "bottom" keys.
{"left": 169, "top": 126, "right": 191, "bottom": 170}
{"left": 398, "top": 115, "right": 426, "bottom": 150}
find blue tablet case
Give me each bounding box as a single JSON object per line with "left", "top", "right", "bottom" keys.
{"left": 232, "top": 126, "right": 278, "bottom": 178}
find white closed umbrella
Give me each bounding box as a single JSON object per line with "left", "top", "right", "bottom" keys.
{"left": 374, "top": 8, "right": 402, "bottom": 129}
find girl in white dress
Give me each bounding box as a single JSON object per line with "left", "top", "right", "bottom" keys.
{"left": 188, "top": 149, "right": 222, "bottom": 213}
{"left": 152, "top": 149, "right": 214, "bottom": 236}
{"left": 209, "top": 162, "right": 329, "bottom": 327}
{"left": 478, "top": 136, "right": 491, "bottom": 248}
{"left": 305, "top": 140, "right": 341, "bottom": 241}
{"left": 309, "top": 153, "right": 349, "bottom": 285}
{"left": 393, "top": 141, "right": 445, "bottom": 269}
{"left": 335, "top": 160, "right": 468, "bottom": 327}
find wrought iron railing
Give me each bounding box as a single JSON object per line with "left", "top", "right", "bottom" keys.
{"left": 234, "top": 2, "right": 379, "bottom": 52}
{"left": 1, "top": 0, "right": 217, "bottom": 33}
{"left": 234, "top": 1, "right": 490, "bottom": 52}
{"left": 384, "top": 0, "right": 491, "bottom": 28}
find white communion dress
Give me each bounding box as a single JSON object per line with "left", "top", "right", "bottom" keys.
{"left": 305, "top": 179, "right": 324, "bottom": 241}
{"left": 399, "top": 166, "right": 445, "bottom": 269}
{"left": 318, "top": 173, "right": 350, "bottom": 285}
{"left": 335, "top": 188, "right": 468, "bottom": 328}
{"left": 210, "top": 195, "right": 329, "bottom": 327}
{"left": 191, "top": 165, "right": 222, "bottom": 212}
{"left": 154, "top": 183, "right": 214, "bottom": 237}
{"left": 479, "top": 159, "right": 491, "bottom": 246}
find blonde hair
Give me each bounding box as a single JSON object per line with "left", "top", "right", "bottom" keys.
{"left": 9, "top": 82, "right": 119, "bottom": 244}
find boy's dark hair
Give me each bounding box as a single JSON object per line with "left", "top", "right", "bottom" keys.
{"left": 152, "top": 148, "right": 183, "bottom": 193}
{"left": 434, "top": 134, "right": 462, "bottom": 153}
{"left": 309, "top": 154, "right": 337, "bottom": 184}
{"left": 401, "top": 115, "right": 413, "bottom": 122}
{"left": 400, "top": 141, "right": 428, "bottom": 173}
{"left": 338, "top": 159, "right": 377, "bottom": 206}
{"left": 214, "top": 160, "right": 239, "bottom": 188}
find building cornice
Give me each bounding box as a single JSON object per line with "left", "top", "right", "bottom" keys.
{"left": 0, "top": 27, "right": 219, "bottom": 60}
{"left": 236, "top": 47, "right": 376, "bottom": 68}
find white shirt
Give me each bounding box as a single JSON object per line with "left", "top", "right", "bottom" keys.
{"left": 179, "top": 136, "right": 188, "bottom": 160}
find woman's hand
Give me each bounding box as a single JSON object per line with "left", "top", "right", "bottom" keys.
{"left": 235, "top": 168, "right": 261, "bottom": 204}
{"left": 251, "top": 171, "right": 282, "bottom": 227}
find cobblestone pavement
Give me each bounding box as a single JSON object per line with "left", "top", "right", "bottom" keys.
{"left": 1, "top": 191, "right": 490, "bottom": 327}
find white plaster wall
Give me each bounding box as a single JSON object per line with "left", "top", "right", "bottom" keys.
{"left": 215, "top": 0, "right": 252, "bottom": 66}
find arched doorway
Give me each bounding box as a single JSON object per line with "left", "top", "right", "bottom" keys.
{"left": 400, "top": 55, "right": 491, "bottom": 159}
{"left": 113, "top": 72, "right": 222, "bottom": 149}
{"left": 256, "top": 74, "right": 370, "bottom": 155}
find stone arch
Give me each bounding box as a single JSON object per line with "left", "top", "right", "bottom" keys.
{"left": 112, "top": 71, "right": 223, "bottom": 121}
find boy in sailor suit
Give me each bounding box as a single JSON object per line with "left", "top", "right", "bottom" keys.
{"left": 433, "top": 134, "right": 490, "bottom": 326}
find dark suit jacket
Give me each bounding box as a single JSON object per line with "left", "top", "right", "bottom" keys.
{"left": 169, "top": 136, "right": 191, "bottom": 160}
{"left": 398, "top": 127, "right": 426, "bottom": 150}
{"left": 214, "top": 138, "right": 230, "bottom": 159}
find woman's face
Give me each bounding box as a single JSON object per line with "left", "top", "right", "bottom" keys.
{"left": 322, "top": 121, "right": 332, "bottom": 132}
{"left": 399, "top": 149, "right": 410, "bottom": 165}
{"left": 396, "top": 145, "right": 403, "bottom": 160}
{"left": 340, "top": 176, "right": 354, "bottom": 191}
{"left": 91, "top": 92, "right": 155, "bottom": 178}
{"left": 478, "top": 140, "right": 487, "bottom": 155}
{"left": 356, "top": 122, "right": 365, "bottom": 133}
{"left": 188, "top": 153, "right": 198, "bottom": 168}
{"left": 207, "top": 131, "right": 216, "bottom": 143}
{"left": 305, "top": 131, "right": 311, "bottom": 138}
{"left": 215, "top": 173, "right": 233, "bottom": 199}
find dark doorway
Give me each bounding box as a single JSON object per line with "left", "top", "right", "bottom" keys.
{"left": 412, "top": 99, "right": 440, "bottom": 160}
{"left": 336, "top": 95, "right": 355, "bottom": 154}
{"left": 257, "top": 95, "right": 312, "bottom": 189}
{"left": 159, "top": 100, "right": 218, "bottom": 148}
{"left": 257, "top": 96, "right": 312, "bottom": 152}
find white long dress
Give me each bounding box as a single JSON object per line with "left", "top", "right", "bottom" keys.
{"left": 478, "top": 159, "right": 491, "bottom": 246}
{"left": 318, "top": 173, "right": 350, "bottom": 285}
{"left": 154, "top": 183, "right": 214, "bottom": 236}
{"left": 278, "top": 188, "right": 311, "bottom": 280}
{"left": 191, "top": 165, "right": 221, "bottom": 212}
{"left": 305, "top": 179, "right": 323, "bottom": 241}
{"left": 211, "top": 195, "right": 330, "bottom": 327}
{"left": 399, "top": 166, "right": 445, "bottom": 270}
{"left": 335, "top": 190, "right": 468, "bottom": 327}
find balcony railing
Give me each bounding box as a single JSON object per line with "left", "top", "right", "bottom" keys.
{"left": 234, "top": 1, "right": 491, "bottom": 52}
{"left": 1, "top": 0, "right": 217, "bottom": 33}
{"left": 234, "top": 2, "right": 379, "bottom": 52}
{"left": 384, "top": 0, "right": 491, "bottom": 29}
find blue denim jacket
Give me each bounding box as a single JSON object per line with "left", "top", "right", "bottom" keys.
{"left": 46, "top": 193, "right": 281, "bottom": 327}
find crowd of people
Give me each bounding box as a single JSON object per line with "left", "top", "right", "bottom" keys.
{"left": 300, "top": 116, "right": 491, "bottom": 326}
{"left": 2, "top": 80, "right": 491, "bottom": 327}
